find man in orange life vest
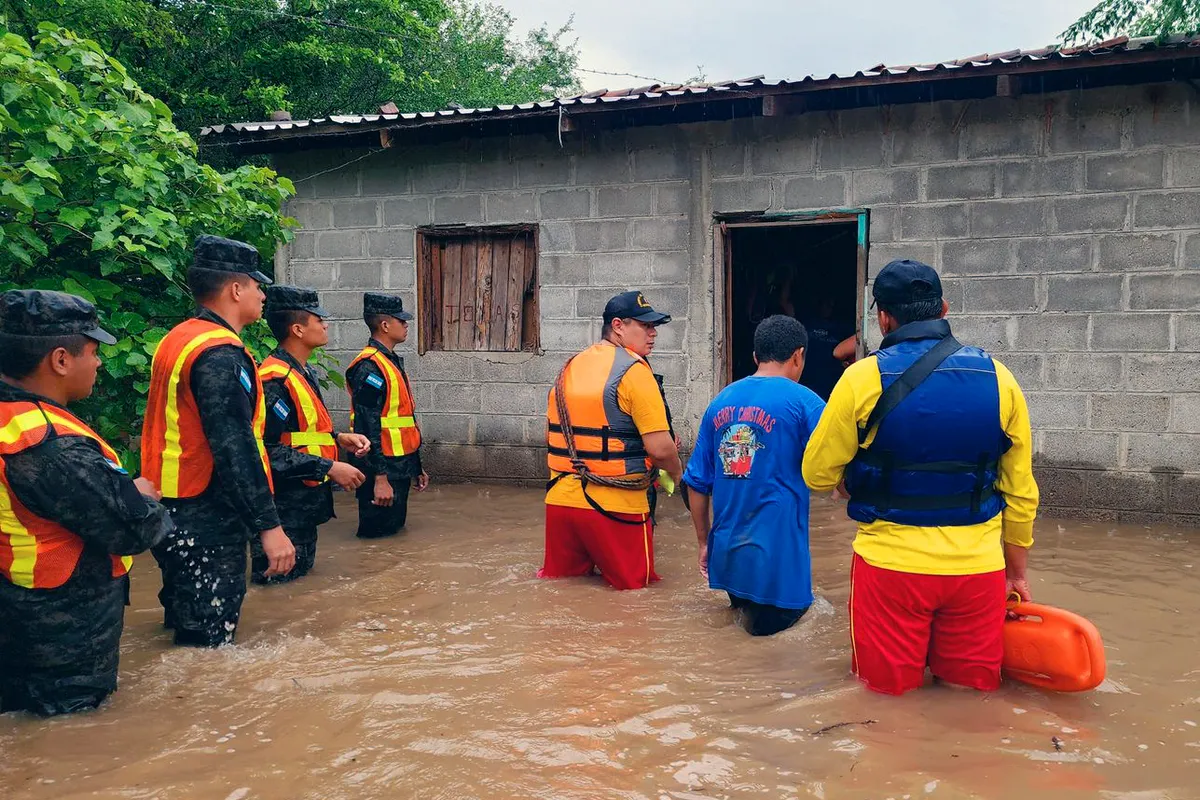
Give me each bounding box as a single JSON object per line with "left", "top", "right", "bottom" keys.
{"left": 541, "top": 291, "right": 683, "bottom": 590}
{"left": 346, "top": 292, "right": 429, "bottom": 539}
{"left": 256, "top": 286, "right": 371, "bottom": 584}
{"left": 141, "top": 235, "right": 295, "bottom": 647}
{"left": 0, "top": 290, "right": 172, "bottom": 716}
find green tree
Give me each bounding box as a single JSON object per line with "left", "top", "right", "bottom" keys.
{"left": 0, "top": 23, "right": 296, "bottom": 457}
{"left": 1064, "top": 0, "right": 1200, "bottom": 44}
{"left": 1, "top": 0, "right": 579, "bottom": 139}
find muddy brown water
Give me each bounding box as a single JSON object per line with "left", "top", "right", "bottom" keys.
{"left": 2, "top": 485, "right": 1200, "bottom": 799}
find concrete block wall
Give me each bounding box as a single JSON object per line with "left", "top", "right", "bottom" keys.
{"left": 276, "top": 80, "right": 1200, "bottom": 524}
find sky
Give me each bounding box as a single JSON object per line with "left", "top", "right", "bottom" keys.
{"left": 499, "top": 0, "right": 1104, "bottom": 92}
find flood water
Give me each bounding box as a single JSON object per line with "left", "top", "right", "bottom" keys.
{"left": 2, "top": 485, "right": 1200, "bottom": 799}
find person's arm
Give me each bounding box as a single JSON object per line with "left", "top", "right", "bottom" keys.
{"left": 6, "top": 437, "right": 173, "bottom": 556}
{"left": 620, "top": 361, "right": 682, "bottom": 482}
{"left": 263, "top": 377, "right": 334, "bottom": 483}
{"left": 993, "top": 359, "right": 1039, "bottom": 600}
{"left": 643, "top": 431, "right": 682, "bottom": 484}
{"left": 682, "top": 410, "right": 717, "bottom": 576}
{"left": 348, "top": 361, "right": 388, "bottom": 476}
{"left": 802, "top": 359, "right": 876, "bottom": 493}
{"left": 833, "top": 334, "right": 858, "bottom": 364}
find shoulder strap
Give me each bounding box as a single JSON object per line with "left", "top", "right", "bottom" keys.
{"left": 859, "top": 336, "right": 963, "bottom": 446}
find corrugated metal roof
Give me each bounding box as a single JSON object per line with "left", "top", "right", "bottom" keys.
{"left": 200, "top": 35, "right": 1200, "bottom": 141}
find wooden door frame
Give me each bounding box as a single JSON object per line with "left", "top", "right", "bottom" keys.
{"left": 713, "top": 209, "right": 870, "bottom": 388}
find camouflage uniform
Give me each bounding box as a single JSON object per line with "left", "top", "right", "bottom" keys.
{"left": 0, "top": 291, "right": 172, "bottom": 716}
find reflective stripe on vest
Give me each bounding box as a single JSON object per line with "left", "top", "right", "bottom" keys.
{"left": 260, "top": 355, "right": 337, "bottom": 487}
{"left": 844, "top": 331, "right": 1009, "bottom": 528}
{"left": 347, "top": 347, "right": 422, "bottom": 457}
{"left": 141, "top": 318, "right": 274, "bottom": 499}
{"left": 546, "top": 343, "right": 650, "bottom": 479}
{"left": 0, "top": 402, "right": 132, "bottom": 589}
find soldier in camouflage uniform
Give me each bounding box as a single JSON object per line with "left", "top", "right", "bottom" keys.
{"left": 141, "top": 235, "right": 294, "bottom": 647}
{"left": 0, "top": 290, "right": 173, "bottom": 716}
{"left": 253, "top": 285, "right": 370, "bottom": 583}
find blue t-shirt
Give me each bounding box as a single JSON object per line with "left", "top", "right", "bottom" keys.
{"left": 682, "top": 376, "right": 826, "bottom": 610}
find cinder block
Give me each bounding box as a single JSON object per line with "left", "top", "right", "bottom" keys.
{"left": 851, "top": 170, "right": 919, "bottom": 205}
{"left": 483, "top": 444, "right": 545, "bottom": 480}
{"left": 316, "top": 230, "right": 364, "bottom": 259}
{"left": 1083, "top": 469, "right": 1170, "bottom": 512}
{"left": 655, "top": 183, "right": 689, "bottom": 215}
{"left": 384, "top": 197, "right": 432, "bottom": 227}
{"left": 539, "top": 189, "right": 591, "bottom": 220}
{"left": 587, "top": 253, "right": 652, "bottom": 285}
{"left": 290, "top": 202, "right": 334, "bottom": 230}
{"left": 995, "top": 352, "right": 1044, "bottom": 390}
{"left": 537, "top": 319, "right": 594, "bottom": 351}
{"left": 927, "top": 164, "right": 996, "bottom": 201}
{"left": 433, "top": 195, "right": 483, "bottom": 224}
{"left": 1046, "top": 353, "right": 1122, "bottom": 390}
{"left": 869, "top": 207, "right": 897, "bottom": 243}
{"left": 867, "top": 242, "right": 938, "bottom": 278}
{"left": 422, "top": 442, "right": 487, "bottom": 478}
{"left": 419, "top": 413, "right": 472, "bottom": 444}
{"left": 964, "top": 117, "right": 1041, "bottom": 160}
{"left": 1086, "top": 152, "right": 1165, "bottom": 191}
{"left": 517, "top": 157, "right": 571, "bottom": 188}
{"left": 332, "top": 200, "right": 379, "bottom": 229}
{"left": 484, "top": 192, "right": 535, "bottom": 223}
{"left": 474, "top": 414, "right": 526, "bottom": 445}
{"left": 365, "top": 229, "right": 414, "bottom": 259}
{"left": 1096, "top": 232, "right": 1178, "bottom": 271}
{"left": 1129, "top": 274, "right": 1200, "bottom": 311}
{"left": 1000, "top": 157, "right": 1081, "bottom": 197}
{"left": 335, "top": 260, "right": 384, "bottom": 289}
{"left": 1045, "top": 274, "right": 1122, "bottom": 312}
{"left": 538, "top": 287, "right": 576, "bottom": 319}
{"left": 1026, "top": 392, "right": 1089, "bottom": 429}
{"left": 1170, "top": 392, "right": 1200, "bottom": 432}
{"left": 1168, "top": 149, "right": 1200, "bottom": 187}
{"left": 1183, "top": 232, "right": 1200, "bottom": 268}
{"left": 1090, "top": 312, "right": 1170, "bottom": 351}
{"left": 1172, "top": 314, "right": 1200, "bottom": 351}
{"left": 1126, "top": 432, "right": 1200, "bottom": 471}
{"left": 319, "top": 290, "right": 364, "bottom": 320}
{"left": 1131, "top": 97, "right": 1200, "bottom": 147}
{"left": 523, "top": 352, "right": 575, "bottom": 384}
{"left": 539, "top": 222, "right": 574, "bottom": 254}
{"left": 1092, "top": 393, "right": 1170, "bottom": 432}
{"left": 1034, "top": 467, "right": 1088, "bottom": 509}
{"left": 751, "top": 139, "right": 815, "bottom": 175}
{"left": 574, "top": 221, "right": 629, "bottom": 252}
{"left": 1014, "top": 314, "right": 1088, "bottom": 351}
{"left": 288, "top": 232, "right": 316, "bottom": 260}
{"left": 651, "top": 251, "right": 690, "bottom": 283}
{"left": 941, "top": 238, "right": 1015, "bottom": 275}
{"left": 899, "top": 204, "right": 968, "bottom": 240}
{"left": 1046, "top": 103, "right": 1122, "bottom": 154}
{"left": 963, "top": 277, "right": 1037, "bottom": 313}
{"left": 574, "top": 152, "right": 631, "bottom": 185}
{"left": 410, "top": 162, "right": 461, "bottom": 194}
{"left": 432, "top": 382, "right": 482, "bottom": 412}
{"left": 539, "top": 254, "right": 588, "bottom": 285}
{"left": 291, "top": 261, "right": 337, "bottom": 290}
{"left": 1015, "top": 236, "right": 1091, "bottom": 274}
{"left": 1126, "top": 354, "right": 1200, "bottom": 391}
{"left": 651, "top": 317, "right": 687, "bottom": 352}
{"left": 712, "top": 179, "right": 772, "bottom": 212}
{"left": 577, "top": 286, "right": 688, "bottom": 319}
{"left": 710, "top": 144, "right": 746, "bottom": 177}
{"left": 632, "top": 149, "right": 689, "bottom": 181}
{"left": 819, "top": 130, "right": 886, "bottom": 170}
{"left": 969, "top": 199, "right": 1048, "bottom": 238}
{"left": 597, "top": 186, "right": 653, "bottom": 217}
{"left": 360, "top": 162, "right": 409, "bottom": 196}
{"left": 481, "top": 381, "right": 550, "bottom": 415}
{"left": 949, "top": 315, "right": 1013, "bottom": 351}
{"left": 632, "top": 219, "right": 689, "bottom": 250}
{"left": 1052, "top": 194, "right": 1130, "bottom": 233}
{"left": 462, "top": 159, "right": 516, "bottom": 192}
{"left": 781, "top": 174, "right": 848, "bottom": 209}
{"left": 1134, "top": 191, "right": 1200, "bottom": 229}
{"left": 384, "top": 260, "right": 414, "bottom": 289}
{"left": 891, "top": 105, "right": 961, "bottom": 164}
{"left": 313, "top": 165, "right": 359, "bottom": 198}
{"left": 1040, "top": 430, "right": 1120, "bottom": 469}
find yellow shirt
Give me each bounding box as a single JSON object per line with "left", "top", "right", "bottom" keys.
{"left": 546, "top": 355, "right": 670, "bottom": 514}
{"left": 802, "top": 352, "right": 1038, "bottom": 575}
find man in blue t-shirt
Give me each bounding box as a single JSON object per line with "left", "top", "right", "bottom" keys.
{"left": 683, "top": 315, "right": 826, "bottom": 636}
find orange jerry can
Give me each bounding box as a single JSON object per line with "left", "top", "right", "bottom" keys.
{"left": 1002, "top": 600, "right": 1106, "bottom": 692}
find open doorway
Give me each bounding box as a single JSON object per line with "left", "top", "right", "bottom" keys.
{"left": 721, "top": 215, "right": 866, "bottom": 400}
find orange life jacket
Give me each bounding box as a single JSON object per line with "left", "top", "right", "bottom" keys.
{"left": 346, "top": 346, "right": 422, "bottom": 457}
{"left": 0, "top": 401, "right": 133, "bottom": 589}
{"left": 259, "top": 354, "right": 337, "bottom": 488}
{"left": 546, "top": 343, "right": 651, "bottom": 479}
{"left": 140, "top": 317, "right": 273, "bottom": 499}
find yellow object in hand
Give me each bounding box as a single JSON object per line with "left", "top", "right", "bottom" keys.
{"left": 657, "top": 471, "right": 676, "bottom": 497}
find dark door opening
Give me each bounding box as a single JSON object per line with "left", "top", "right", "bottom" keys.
{"left": 724, "top": 218, "right": 864, "bottom": 400}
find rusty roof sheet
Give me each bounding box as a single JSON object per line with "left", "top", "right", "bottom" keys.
{"left": 201, "top": 35, "right": 1200, "bottom": 141}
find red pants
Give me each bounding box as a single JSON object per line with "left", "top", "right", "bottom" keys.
{"left": 539, "top": 504, "right": 659, "bottom": 590}
{"left": 849, "top": 554, "right": 1005, "bottom": 695}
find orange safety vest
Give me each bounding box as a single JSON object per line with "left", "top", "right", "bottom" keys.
{"left": 346, "top": 346, "right": 422, "bottom": 457}
{"left": 140, "top": 317, "right": 273, "bottom": 499}
{"left": 259, "top": 355, "right": 337, "bottom": 487}
{"left": 546, "top": 343, "right": 651, "bottom": 479}
{"left": 0, "top": 401, "right": 133, "bottom": 589}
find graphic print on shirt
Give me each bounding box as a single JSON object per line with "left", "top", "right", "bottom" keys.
{"left": 718, "top": 423, "right": 765, "bottom": 478}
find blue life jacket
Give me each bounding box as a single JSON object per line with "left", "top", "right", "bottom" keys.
{"left": 845, "top": 319, "right": 1010, "bottom": 527}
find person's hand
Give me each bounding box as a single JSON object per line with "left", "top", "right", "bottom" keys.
{"left": 327, "top": 461, "right": 366, "bottom": 491}
{"left": 259, "top": 527, "right": 296, "bottom": 577}
{"left": 698, "top": 543, "right": 709, "bottom": 579}
{"left": 835, "top": 480, "right": 850, "bottom": 500}
{"left": 373, "top": 474, "right": 394, "bottom": 506}
{"left": 1006, "top": 576, "right": 1032, "bottom": 603}
{"left": 133, "top": 476, "right": 162, "bottom": 501}
{"left": 415, "top": 471, "right": 430, "bottom": 492}
{"left": 337, "top": 432, "right": 371, "bottom": 458}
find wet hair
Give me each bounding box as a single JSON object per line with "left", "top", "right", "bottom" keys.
{"left": 877, "top": 298, "right": 943, "bottom": 327}
{"left": 267, "top": 309, "right": 312, "bottom": 343}
{"left": 753, "top": 315, "right": 808, "bottom": 364}
{"left": 187, "top": 266, "right": 241, "bottom": 303}
{"left": 0, "top": 333, "right": 89, "bottom": 379}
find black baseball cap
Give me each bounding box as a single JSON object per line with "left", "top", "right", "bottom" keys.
{"left": 265, "top": 285, "right": 329, "bottom": 318}
{"left": 602, "top": 291, "right": 671, "bottom": 326}
{"left": 192, "top": 234, "right": 273, "bottom": 284}
{"left": 872, "top": 259, "right": 943, "bottom": 307}
{"left": 0, "top": 289, "right": 117, "bottom": 345}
